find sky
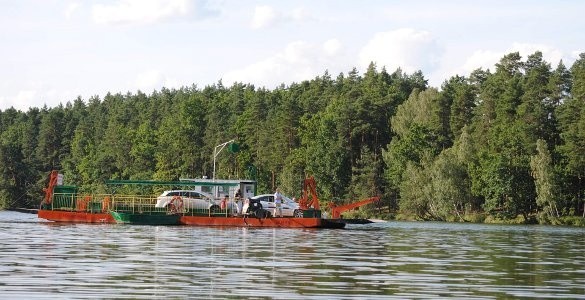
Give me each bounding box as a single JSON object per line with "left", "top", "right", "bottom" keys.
{"left": 1, "top": 0, "right": 583, "bottom": 112}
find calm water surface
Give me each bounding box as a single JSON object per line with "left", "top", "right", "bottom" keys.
{"left": 0, "top": 211, "right": 583, "bottom": 299}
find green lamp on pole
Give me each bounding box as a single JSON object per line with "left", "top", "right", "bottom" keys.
{"left": 212, "top": 139, "right": 238, "bottom": 181}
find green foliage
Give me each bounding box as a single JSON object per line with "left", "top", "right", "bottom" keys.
{"left": 384, "top": 125, "right": 440, "bottom": 188}
{"left": 555, "top": 216, "right": 585, "bottom": 226}
{"left": 384, "top": 88, "right": 448, "bottom": 197}
{"left": 555, "top": 53, "right": 585, "bottom": 217}
{"left": 530, "top": 139, "right": 560, "bottom": 218}
{"left": 471, "top": 145, "right": 534, "bottom": 219}
{"left": 300, "top": 110, "right": 350, "bottom": 199}
{"left": 398, "top": 161, "right": 433, "bottom": 220}
{"left": 571, "top": 53, "right": 585, "bottom": 100}
{"left": 0, "top": 54, "right": 584, "bottom": 223}
{"left": 442, "top": 76, "right": 476, "bottom": 138}
{"left": 349, "top": 146, "right": 383, "bottom": 200}
{"left": 398, "top": 138, "right": 473, "bottom": 221}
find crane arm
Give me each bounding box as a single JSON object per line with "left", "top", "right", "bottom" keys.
{"left": 328, "top": 196, "right": 380, "bottom": 219}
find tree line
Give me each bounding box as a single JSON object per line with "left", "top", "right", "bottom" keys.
{"left": 1, "top": 51, "right": 584, "bottom": 224}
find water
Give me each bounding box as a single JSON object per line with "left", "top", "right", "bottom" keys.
{"left": 0, "top": 211, "right": 583, "bottom": 299}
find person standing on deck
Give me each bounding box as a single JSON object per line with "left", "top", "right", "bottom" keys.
{"left": 220, "top": 194, "right": 228, "bottom": 210}
{"left": 274, "top": 188, "right": 283, "bottom": 217}
{"left": 235, "top": 188, "right": 243, "bottom": 216}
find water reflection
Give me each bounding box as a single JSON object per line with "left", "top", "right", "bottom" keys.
{"left": 0, "top": 211, "right": 584, "bottom": 299}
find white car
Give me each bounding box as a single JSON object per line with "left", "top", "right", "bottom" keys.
{"left": 249, "top": 194, "right": 303, "bottom": 217}
{"left": 155, "top": 190, "right": 224, "bottom": 212}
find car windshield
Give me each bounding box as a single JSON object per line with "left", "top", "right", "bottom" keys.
{"left": 253, "top": 194, "right": 297, "bottom": 205}
{"left": 282, "top": 195, "right": 293, "bottom": 203}
{"left": 187, "top": 192, "right": 202, "bottom": 198}
{"left": 161, "top": 190, "right": 212, "bottom": 199}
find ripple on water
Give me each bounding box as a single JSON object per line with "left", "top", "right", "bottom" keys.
{"left": 0, "top": 211, "right": 584, "bottom": 299}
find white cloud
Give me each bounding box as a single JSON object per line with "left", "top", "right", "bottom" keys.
{"left": 250, "top": 5, "right": 313, "bottom": 29}
{"left": 358, "top": 28, "right": 442, "bottom": 74}
{"left": 459, "top": 43, "right": 569, "bottom": 75}
{"left": 251, "top": 5, "right": 279, "bottom": 29}
{"left": 384, "top": 4, "right": 527, "bottom": 23}
{"left": 1, "top": 91, "right": 36, "bottom": 112}
{"left": 428, "top": 43, "right": 579, "bottom": 88}
{"left": 92, "top": 0, "right": 191, "bottom": 25}
{"left": 460, "top": 50, "right": 504, "bottom": 73}
{"left": 17, "top": 90, "right": 37, "bottom": 103}
{"left": 134, "top": 70, "right": 178, "bottom": 92}
{"left": 1, "top": 90, "right": 65, "bottom": 112}
{"left": 323, "top": 39, "right": 341, "bottom": 56}
{"left": 64, "top": 2, "right": 81, "bottom": 19}
{"left": 511, "top": 43, "right": 564, "bottom": 66}
{"left": 291, "top": 7, "right": 311, "bottom": 22}
{"left": 223, "top": 40, "right": 347, "bottom": 87}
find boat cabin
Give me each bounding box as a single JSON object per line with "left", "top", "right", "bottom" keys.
{"left": 179, "top": 178, "right": 256, "bottom": 200}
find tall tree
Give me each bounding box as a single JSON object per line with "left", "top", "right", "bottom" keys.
{"left": 470, "top": 52, "right": 535, "bottom": 219}
{"left": 36, "top": 106, "right": 65, "bottom": 170}
{"left": 517, "top": 51, "right": 553, "bottom": 148}
{"left": 300, "top": 109, "right": 349, "bottom": 200}
{"left": 556, "top": 53, "right": 585, "bottom": 216}
{"left": 0, "top": 124, "right": 27, "bottom": 208}
{"left": 442, "top": 75, "right": 476, "bottom": 139}
{"left": 178, "top": 91, "right": 207, "bottom": 178}
{"left": 530, "top": 139, "right": 559, "bottom": 219}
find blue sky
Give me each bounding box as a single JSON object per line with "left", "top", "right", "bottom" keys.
{"left": 1, "top": 0, "right": 583, "bottom": 111}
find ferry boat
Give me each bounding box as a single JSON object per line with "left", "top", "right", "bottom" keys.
{"left": 38, "top": 171, "right": 345, "bottom": 229}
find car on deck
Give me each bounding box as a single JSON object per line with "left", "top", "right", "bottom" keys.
{"left": 249, "top": 193, "right": 303, "bottom": 217}
{"left": 155, "top": 190, "right": 233, "bottom": 212}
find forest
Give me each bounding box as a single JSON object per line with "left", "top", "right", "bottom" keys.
{"left": 1, "top": 51, "right": 584, "bottom": 225}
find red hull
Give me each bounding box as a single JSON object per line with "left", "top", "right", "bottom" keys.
{"left": 38, "top": 210, "right": 344, "bottom": 228}
{"left": 38, "top": 209, "right": 114, "bottom": 223}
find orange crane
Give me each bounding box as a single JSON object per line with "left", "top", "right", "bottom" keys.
{"left": 328, "top": 196, "right": 380, "bottom": 219}
{"left": 43, "top": 170, "right": 59, "bottom": 205}
{"left": 297, "top": 176, "right": 379, "bottom": 219}
{"left": 298, "top": 176, "right": 320, "bottom": 210}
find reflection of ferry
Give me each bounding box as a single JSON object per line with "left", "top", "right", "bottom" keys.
{"left": 38, "top": 171, "right": 344, "bottom": 229}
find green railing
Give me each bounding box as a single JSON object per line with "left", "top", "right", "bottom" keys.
{"left": 46, "top": 193, "right": 237, "bottom": 217}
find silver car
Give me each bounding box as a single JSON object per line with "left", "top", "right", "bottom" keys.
{"left": 155, "top": 190, "right": 219, "bottom": 212}
{"left": 249, "top": 194, "right": 303, "bottom": 217}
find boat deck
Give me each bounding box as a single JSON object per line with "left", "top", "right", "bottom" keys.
{"left": 39, "top": 193, "right": 344, "bottom": 228}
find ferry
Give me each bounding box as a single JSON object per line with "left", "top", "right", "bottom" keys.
{"left": 38, "top": 171, "right": 345, "bottom": 229}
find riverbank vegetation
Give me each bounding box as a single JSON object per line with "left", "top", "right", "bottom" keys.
{"left": 1, "top": 51, "right": 584, "bottom": 225}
